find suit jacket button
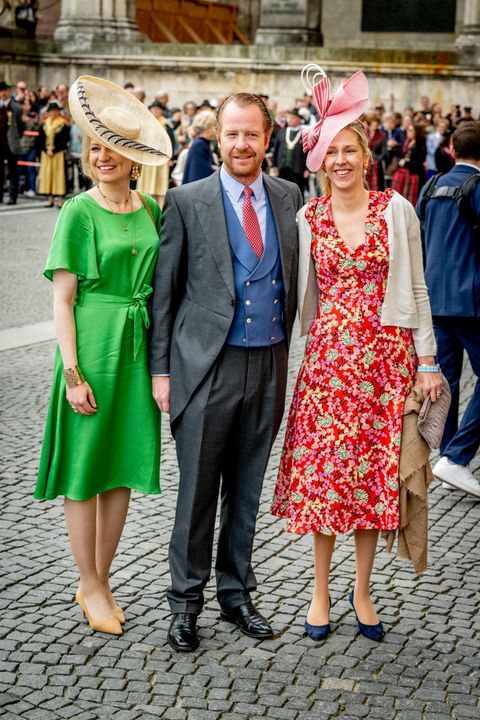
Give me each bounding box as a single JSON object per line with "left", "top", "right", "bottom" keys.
{"left": 230, "top": 299, "right": 235, "bottom": 306}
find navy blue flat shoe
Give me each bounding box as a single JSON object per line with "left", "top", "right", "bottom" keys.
{"left": 304, "top": 596, "right": 331, "bottom": 641}
{"left": 348, "top": 590, "right": 384, "bottom": 641}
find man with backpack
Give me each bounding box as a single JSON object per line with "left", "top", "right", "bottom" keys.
{"left": 416, "top": 122, "right": 480, "bottom": 498}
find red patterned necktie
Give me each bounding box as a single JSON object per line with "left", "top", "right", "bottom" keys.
{"left": 242, "top": 186, "right": 263, "bottom": 258}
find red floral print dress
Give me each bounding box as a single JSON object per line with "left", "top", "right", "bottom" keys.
{"left": 271, "top": 190, "right": 417, "bottom": 535}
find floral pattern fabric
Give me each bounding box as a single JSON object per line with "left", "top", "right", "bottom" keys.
{"left": 271, "top": 190, "right": 417, "bottom": 535}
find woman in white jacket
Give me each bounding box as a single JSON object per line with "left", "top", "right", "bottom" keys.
{"left": 271, "top": 66, "right": 442, "bottom": 642}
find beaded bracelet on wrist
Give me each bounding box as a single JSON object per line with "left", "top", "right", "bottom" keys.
{"left": 417, "top": 364, "right": 440, "bottom": 373}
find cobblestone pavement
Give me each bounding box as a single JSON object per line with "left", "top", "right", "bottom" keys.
{"left": 0, "top": 200, "right": 56, "bottom": 331}
{"left": 1, "top": 206, "right": 479, "bottom": 720}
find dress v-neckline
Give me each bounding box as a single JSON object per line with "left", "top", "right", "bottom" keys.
{"left": 329, "top": 193, "right": 374, "bottom": 255}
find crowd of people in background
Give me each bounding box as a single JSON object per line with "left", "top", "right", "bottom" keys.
{"left": 1, "top": 76, "right": 478, "bottom": 208}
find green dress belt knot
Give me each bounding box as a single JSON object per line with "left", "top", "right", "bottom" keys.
{"left": 76, "top": 284, "right": 153, "bottom": 360}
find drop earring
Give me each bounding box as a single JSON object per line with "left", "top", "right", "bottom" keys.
{"left": 130, "top": 164, "right": 141, "bottom": 181}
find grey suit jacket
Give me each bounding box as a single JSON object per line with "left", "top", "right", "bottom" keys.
{"left": 149, "top": 169, "right": 303, "bottom": 423}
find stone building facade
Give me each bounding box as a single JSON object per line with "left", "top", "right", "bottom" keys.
{"left": 0, "top": 0, "right": 479, "bottom": 112}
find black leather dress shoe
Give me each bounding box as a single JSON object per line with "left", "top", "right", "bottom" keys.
{"left": 167, "top": 613, "right": 199, "bottom": 652}
{"left": 220, "top": 601, "right": 274, "bottom": 639}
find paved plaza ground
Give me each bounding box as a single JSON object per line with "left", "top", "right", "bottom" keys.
{"left": 0, "top": 201, "right": 479, "bottom": 720}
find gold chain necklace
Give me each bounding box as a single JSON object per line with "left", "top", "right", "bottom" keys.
{"left": 97, "top": 185, "right": 138, "bottom": 255}
{"left": 98, "top": 185, "right": 130, "bottom": 205}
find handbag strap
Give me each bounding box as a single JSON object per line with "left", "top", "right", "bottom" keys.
{"left": 135, "top": 191, "right": 156, "bottom": 227}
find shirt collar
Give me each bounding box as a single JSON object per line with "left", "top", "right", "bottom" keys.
{"left": 220, "top": 164, "right": 264, "bottom": 202}
{"left": 455, "top": 161, "right": 480, "bottom": 172}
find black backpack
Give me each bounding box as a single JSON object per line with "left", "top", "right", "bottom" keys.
{"left": 418, "top": 171, "right": 480, "bottom": 239}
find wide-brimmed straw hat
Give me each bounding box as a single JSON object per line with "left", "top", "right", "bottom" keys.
{"left": 69, "top": 76, "right": 172, "bottom": 167}
{"left": 301, "top": 64, "right": 369, "bottom": 172}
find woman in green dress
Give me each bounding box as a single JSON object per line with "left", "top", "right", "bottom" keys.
{"left": 35, "top": 76, "right": 172, "bottom": 635}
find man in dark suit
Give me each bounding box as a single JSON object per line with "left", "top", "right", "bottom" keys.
{"left": 150, "top": 93, "right": 303, "bottom": 652}
{"left": 272, "top": 108, "right": 308, "bottom": 197}
{"left": 0, "top": 80, "right": 24, "bottom": 205}
{"left": 416, "top": 122, "right": 480, "bottom": 498}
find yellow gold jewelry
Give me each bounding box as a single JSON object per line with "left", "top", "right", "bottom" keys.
{"left": 98, "top": 186, "right": 138, "bottom": 255}
{"left": 63, "top": 366, "right": 85, "bottom": 388}
{"left": 130, "top": 164, "right": 141, "bottom": 181}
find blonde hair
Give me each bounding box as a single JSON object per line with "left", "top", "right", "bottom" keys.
{"left": 80, "top": 135, "right": 139, "bottom": 182}
{"left": 191, "top": 109, "right": 216, "bottom": 135}
{"left": 319, "top": 121, "right": 372, "bottom": 194}
{"left": 80, "top": 135, "right": 95, "bottom": 181}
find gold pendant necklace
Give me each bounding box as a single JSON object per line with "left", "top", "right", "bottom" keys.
{"left": 98, "top": 185, "right": 138, "bottom": 255}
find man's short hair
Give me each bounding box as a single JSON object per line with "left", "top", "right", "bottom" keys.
{"left": 453, "top": 121, "right": 480, "bottom": 160}
{"left": 216, "top": 93, "right": 273, "bottom": 135}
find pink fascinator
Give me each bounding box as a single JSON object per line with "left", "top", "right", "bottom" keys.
{"left": 301, "top": 64, "right": 369, "bottom": 172}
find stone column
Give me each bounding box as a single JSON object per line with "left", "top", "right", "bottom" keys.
{"left": 54, "top": 0, "right": 143, "bottom": 49}
{"left": 455, "top": 0, "right": 480, "bottom": 60}
{"left": 255, "top": 0, "right": 322, "bottom": 45}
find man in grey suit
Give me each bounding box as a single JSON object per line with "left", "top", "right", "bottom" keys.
{"left": 150, "top": 93, "right": 303, "bottom": 652}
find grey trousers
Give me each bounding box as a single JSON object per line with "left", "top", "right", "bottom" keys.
{"left": 167, "top": 342, "right": 288, "bottom": 614}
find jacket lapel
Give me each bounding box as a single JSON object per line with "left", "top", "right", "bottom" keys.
{"left": 194, "top": 171, "right": 235, "bottom": 300}
{"left": 263, "top": 174, "right": 295, "bottom": 299}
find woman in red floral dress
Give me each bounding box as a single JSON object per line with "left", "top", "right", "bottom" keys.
{"left": 272, "top": 66, "right": 442, "bottom": 641}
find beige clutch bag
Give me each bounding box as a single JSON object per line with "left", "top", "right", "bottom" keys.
{"left": 417, "top": 372, "right": 452, "bottom": 449}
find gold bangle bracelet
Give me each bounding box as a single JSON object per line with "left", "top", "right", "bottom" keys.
{"left": 63, "top": 365, "right": 86, "bottom": 388}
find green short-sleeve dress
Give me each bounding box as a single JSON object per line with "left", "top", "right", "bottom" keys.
{"left": 35, "top": 192, "right": 162, "bottom": 501}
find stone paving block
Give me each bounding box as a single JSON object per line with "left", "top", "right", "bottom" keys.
{"left": 448, "top": 693, "right": 478, "bottom": 706}
{"left": 110, "top": 710, "right": 144, "bottom": 720}
{"left": 162, "top": 710, "right": 188, "bottom": 720}
{"left": 267, "top": 707, "right": 300, "bottom": 719}
{"left": 296, "top": 709, "right": 341, "bottom": 720}
{"left": 207, "top": 688, "right": 230, "bottom": 700}
{"left": 181, "top": 696, "right": 209, "bottom": 709}
{"left": 0, "top": 672, "right": 16, "bottom": 686}
{"left": 23, "top": 710, "right": 58, "bottom": 720}
{"left": 74, "top": 665, "right": 101, "bottom": 677}
{"left": 3, "top": 701, "right": 36, "bottom": 717}
{"left": 364, "top": 709, "right": 397, "bottom": 720}
{"left": 228, "top": 691, "right": 257, "bottom": 703}
{"left": 281, "top": 697, "right": 313, "bottom": 711}
{"left": 186, "top": 711, "right": 222, "bottom": 720}
{"left": 452, "top": 706, "right": 480, "bottom": 719}
{"left": 183, "top": 674, "right": 210, "bottom": 688}
{"left": 207, "top": 700, "right": 233, "bottom": 712}
{"left": 0, "top": 692, "right": 17, "bottom": 708}
{"left": 321, "top": 677, "right": 357, "bottom": 692}
{"left": 152, "top": 685, "right": 179, "bottom": 698}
